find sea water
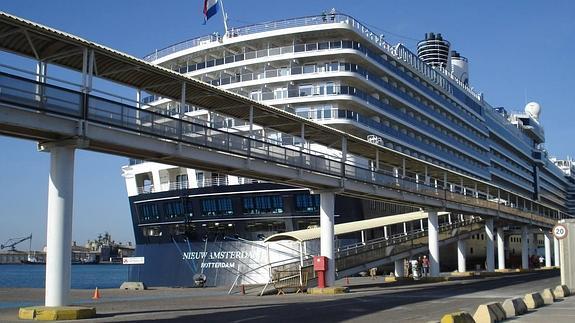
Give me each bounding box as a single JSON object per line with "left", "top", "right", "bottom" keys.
{"left": 0, "top": 264, "right": 128, "bottom": 289}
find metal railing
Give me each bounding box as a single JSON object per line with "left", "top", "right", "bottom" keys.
{"left": 142, "top": 13, "right": 483, "bottom": 117}
{"left": 0, "top": 70, "right": 561, "bottom": 225}
{"left": 272, "top": 216, "right": 484, "bottom": 278}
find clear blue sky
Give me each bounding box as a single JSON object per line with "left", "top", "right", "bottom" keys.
{"left": 1, "top": 1, "right": 574, "bottom": 250}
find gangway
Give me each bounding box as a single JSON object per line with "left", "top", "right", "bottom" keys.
{"left": 265, "top": 213, "right": 484, "bottom": 285}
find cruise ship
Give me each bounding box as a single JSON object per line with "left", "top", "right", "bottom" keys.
{"left": 121, "top": 11, "right": 575, "bottom": 287}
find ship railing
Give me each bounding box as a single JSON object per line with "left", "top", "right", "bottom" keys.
{"left": 159, "top": 37, "right": 482, "bottom": 128}
{"left": 0, "top": 66, "right": 561, "bottom": 225}
{"left": 143, "top": 14, "right": 350, "bottom": 62}
{"left": 143, "top": 13, "right": 483, "bottom": 117}
{"left": 136, "top": 178, "right": 263, "bottom": 194}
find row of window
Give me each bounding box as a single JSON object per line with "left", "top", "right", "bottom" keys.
{"left": 171, "top": 37, "right": 484, "bottom": 129}
{"left": 136, "top": 193, "right": 321, "bottom": 223}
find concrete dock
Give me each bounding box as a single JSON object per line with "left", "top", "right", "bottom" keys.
{"left": 0, "top": 269, "right": 570, "bottom": 322}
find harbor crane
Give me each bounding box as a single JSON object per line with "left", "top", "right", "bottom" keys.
{"left": 0, "top": 234, "right": 32, "bottom": 252}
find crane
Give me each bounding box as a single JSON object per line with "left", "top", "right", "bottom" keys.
{"left": 0, "top": 234, "right": 32, "bottom": 252}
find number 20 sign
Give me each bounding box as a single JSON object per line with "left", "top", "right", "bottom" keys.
{"left": 553, "top": 224, "right": 568, "bottom": 240}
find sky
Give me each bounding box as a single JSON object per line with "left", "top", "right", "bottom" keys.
{"left": 1, "top": 0, "right": 574, "bottom": 250}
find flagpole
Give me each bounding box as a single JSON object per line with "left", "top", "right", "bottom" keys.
{"left": 219, "top": 0, "right": 229, "bottom": 36}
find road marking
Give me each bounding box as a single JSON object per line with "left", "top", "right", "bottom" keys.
{"left": 232, "top": 315, "right": 267, "bottom": 323}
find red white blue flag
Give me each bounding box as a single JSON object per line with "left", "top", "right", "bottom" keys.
{"left": 203, "top": 0, "right": 219, "bottom": 24}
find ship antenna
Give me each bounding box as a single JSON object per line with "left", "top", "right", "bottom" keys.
{"left": 219, "top": 0, "right": 229, "bottom": 36}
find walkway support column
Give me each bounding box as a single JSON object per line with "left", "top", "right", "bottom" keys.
{"left": 521, "top": 225, "right": 529, "bottom": 270}
{"left": 319, "top": 191, "right": 335, "bottom": 287}
{"left": 394, "top": 259, "right": 404, "bottom": 278}
{"left": 44, "top": 145, "right": 75, "bottom": 306}
{"left": 544, "top": 232, "right": 552, "bottom": 267}
{"left": 497, "top": 228, "right": 505, "bottom": 270}
{"left": 427, "top": 211, "right": 439, "bottom": 277}
{"left": 457, "top": 239, "right": 466, "bottom": 273}
{"left": 554, "top": 236, "right": 560, "bottom": 267}
{"left": 485, "top": 218, "right": 495, "bottom": 272}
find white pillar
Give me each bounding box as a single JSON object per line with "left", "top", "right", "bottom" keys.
{"left": 320, "top": 192, "right": 335, "bottom": 287}
{"left": 45, "top": 146, "right": 75, "bottom": 306}
{"left": 394, "top": 259, "right": 404, "bottom": 278}
{"left": 457, "top": 239, "right": 466, "bottom": 273}
{"left": 544, "top": 232, "right": 552, "bottom": 267}
{"left": 497, "top": 228, "right": 505, "bottom": 270}
{"left": 427, "top": 211, "right": 439, "bottom": 276}
{"left": 485, "top": 218, "right": 495, "bottom": 272}
{"left": 521, "top": 225, "right": 529, "bottom": 270}
{"left": 554, "top": 236, "right": 560, "bottom": 267}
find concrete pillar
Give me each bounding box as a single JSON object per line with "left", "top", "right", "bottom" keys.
{"left": 497, "top": 228, "right": 505, "bottom": 270}
{"left": 554, "top": 236, "right": 560, "bottom": 267}
{"left": 394, "top": 259, "right": 404, "bottom": 278}
{"left": 559, "top": 219, "right": 575, "bottom": 289}
{"left": 521, "top": 225, "right": 529, "bottom": 269}
{"left": 485, "top": 219, "right": 495, "bottom": 272}
{"left": 544, "top": 232, "right": 552, "bottom": 267}
{"left": 45, "top": 146, "right": 75, "bottom": 306}
{"left": 457, "top": 239, "right": 466, "bottom": 273}
{"left": 427, "top": 211, "right": 439, "bottom": 276}
{"left": 320, "top": 192, "right": 335, "bottom": 287}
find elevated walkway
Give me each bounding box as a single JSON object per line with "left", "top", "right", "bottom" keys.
{"left": 0, "top": 11, "right": 561, "bottom": 230}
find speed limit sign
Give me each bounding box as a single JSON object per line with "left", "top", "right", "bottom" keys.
{"left": 553, "top": 224, "right": 568, "bottom": 240}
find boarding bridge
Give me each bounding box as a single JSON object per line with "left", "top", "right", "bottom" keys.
{"left": 263, "top": 212, "right": 484, "bottom": 288}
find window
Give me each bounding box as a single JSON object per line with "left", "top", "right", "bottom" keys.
{"left": 196, "top": 172, "right": 205, "bottom": 187}
{"left": 303, "top": 64, "right": 316, "bottom": 74}
{"left": 175, "top": 174, "right": 188, "bottom": 189}
{"left": 295, "top": 194, "right": 320, "bottom": 212}
{"left": 243, "top": 195, "right": 284, "bottom": 214}
{"left": 164, "top": 200, "right": 185, "bottom": 220}
{"left": 326, "top": 82, "right": 335, "bottom": 95}
{"left": 250, "top": 90, "right": 262, "bottom": 101}
{"left": 139, "top": 203, "right": 160, "bottom": 222}
{"left": 201, "top": 198, "right": 233, "bottom": 216}
{"left": 299, "top": 85, "right": 313, "bottom": 96}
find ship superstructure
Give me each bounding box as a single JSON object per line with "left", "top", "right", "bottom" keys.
{"left": 122, "top": 12, "right": 574, "bottom": 286}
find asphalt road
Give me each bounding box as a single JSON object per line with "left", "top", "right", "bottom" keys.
{"left": 0, "top": 270, "right": 562, "bottom": 322}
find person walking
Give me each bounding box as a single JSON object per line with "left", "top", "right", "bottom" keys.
{"left": 422, "top": 255, "right": 430, "bottom": 277}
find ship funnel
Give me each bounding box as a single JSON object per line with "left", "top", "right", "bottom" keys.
{"left": 450, "top": 50, "right": 469, "bottom": 85}
{"left": 417, "top": 32, "right": 451, "bottom": 68}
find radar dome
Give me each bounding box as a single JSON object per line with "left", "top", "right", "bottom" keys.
{"left": 524, "top": 101, "right": 541, "bottom": 121}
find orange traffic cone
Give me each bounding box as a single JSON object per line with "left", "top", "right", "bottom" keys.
{"left": 92, "top": 287, "right": 101, "bottom": 300}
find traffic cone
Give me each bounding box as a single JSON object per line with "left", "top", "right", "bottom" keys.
{"left": 92, "top": 287, "right": 101, "bottom": 300}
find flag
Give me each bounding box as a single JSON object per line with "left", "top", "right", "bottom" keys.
{"left": 203, "top": 0, "right": 219, "bottom": 24}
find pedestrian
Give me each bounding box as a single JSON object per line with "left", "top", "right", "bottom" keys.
{"left": 422, "top": 255, "right": 430, "bottom": 276}
{"left": 369, "top": 267, "right": 377, "bottom": 279}
{"left": 411, "top": 258, "right": 420, "bottom": 280}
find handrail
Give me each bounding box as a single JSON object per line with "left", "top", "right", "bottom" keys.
{"left": 0, "top": 71, "right": 562, "bottom": 225}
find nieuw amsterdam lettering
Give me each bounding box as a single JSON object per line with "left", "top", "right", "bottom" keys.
{"left": 181, "top": 251, "right": 257, "bottom": 260}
